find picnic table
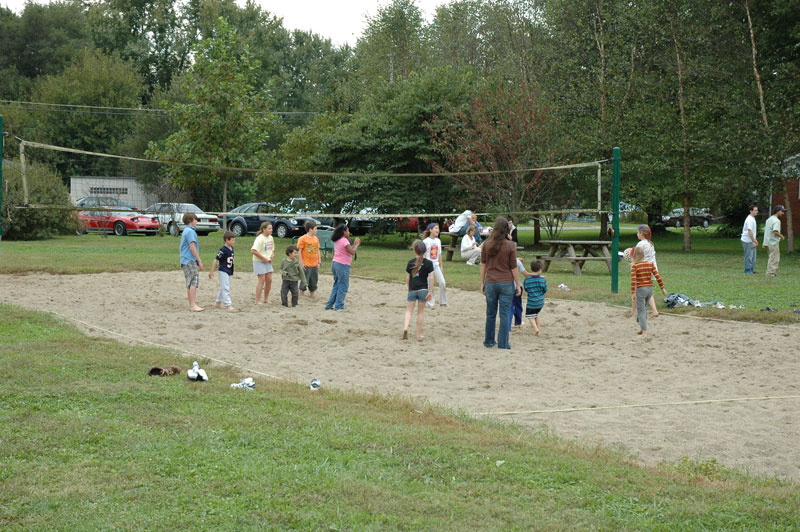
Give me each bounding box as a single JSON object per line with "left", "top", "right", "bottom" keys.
{"left": 535, "top": 240, "right": 612, "bottom": 275}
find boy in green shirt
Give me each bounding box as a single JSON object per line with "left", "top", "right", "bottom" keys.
{"left": 279, "top": 245, "right": 307, "bottom": 307}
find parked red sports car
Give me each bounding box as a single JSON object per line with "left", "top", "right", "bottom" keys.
{"left": 77, "top": 210, "right": 161, "bottom": 236}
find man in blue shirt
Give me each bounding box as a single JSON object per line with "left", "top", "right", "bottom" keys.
{"left": 180, "top": 213, "right": 204, "bottom": 311}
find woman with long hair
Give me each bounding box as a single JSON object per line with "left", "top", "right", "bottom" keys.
{"left": 324, "top": 223, "right": 360, "bottom": 311}
{"left": 480, "top": 216, "right": 522, "bottom": 349}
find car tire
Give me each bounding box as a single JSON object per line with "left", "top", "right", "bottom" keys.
{"left": 275, "top": 223, "right": 288, "bottom": 239}
{"left": 197, "top": 232, "right": 209, "bottom": 236}
{"left": 231, "top": 222, "right": 246, "bottom": 237}
{"left": 168, "top": 222, "right": 179, "bottom": 237}
{"left": 675, "top": 219, "right": 681, "bottom": 228}
{"left": 702, "top": 219, "right": 709, "bottom": 228}
{"left": 113, "top": 222, "right": 127, "bottom": 236}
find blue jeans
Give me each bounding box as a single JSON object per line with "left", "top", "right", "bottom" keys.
{"left": 325, "top": 261, "right": 350, "bottom": 310}
{"left": 455, "top": 223, "right": 482, "bottom": 243}
{"left": 742, "top": 240, "right": 756, "bottom": 273}
{"left": 484, "top": 282, "right": 515, "bottom": 349}
{"left": 509, "top": 293, "right": 523, "bottom": 330}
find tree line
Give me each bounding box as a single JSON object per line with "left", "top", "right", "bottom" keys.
{"left": 1, "top": 0, "right": 798, "bottom": 249}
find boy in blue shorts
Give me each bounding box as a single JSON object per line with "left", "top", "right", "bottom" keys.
{"left": 180, "top": 212, "right": 204, "bottom": 312}
{"left": 523, "top": 260, "right": 547, "bottom": 336}
{"left": 209, "top": 231, "right": 236, "bottom": 311}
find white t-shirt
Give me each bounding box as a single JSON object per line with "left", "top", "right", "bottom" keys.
{"left": 516, "top": 258, "right": 526, "bottom": 273}
{"left": 741, "top": 215, "right": 757, "bottom": 243}
{"left": 424, "top": 237, "right": 442, "bottom": 266}
{"left": 461, "top": 234, "right": 477, "bottom": 253}
{"left": 251, "top": 234, "right": 274, "bottom": 262}
{"left": 635, "top": 239, "right": 657, "bottom": 271}
{"left": 452, "top": 210, "right": 473, "bottom": 232}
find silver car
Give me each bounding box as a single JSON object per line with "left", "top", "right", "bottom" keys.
{"left": 144, "top": 203, "right": 220, "bottom": 236}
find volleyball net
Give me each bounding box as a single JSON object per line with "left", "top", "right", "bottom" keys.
{"left": 2, "top": 136, "right": 613, "bottom": 234}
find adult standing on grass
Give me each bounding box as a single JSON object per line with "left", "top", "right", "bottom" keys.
{"left": 741, "top": 204, "right": 759, "bottom": 274}
{"left": 763, "top": 205, "right": 786, "bottom": 278}
{"left": 480, "top": 217, "right": 521, "bottom": 349}
{"left": 325, "top": 224, "right": 360, "bottom": 311}
{"left": 179, "top": 212, "right": 204, "bottom": 312}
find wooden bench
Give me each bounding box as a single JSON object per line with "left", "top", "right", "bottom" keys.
{"left": 537, "top": 240, "right": 612, "bottom": 275}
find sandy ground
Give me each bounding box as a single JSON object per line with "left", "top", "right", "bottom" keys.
{"left": 2, "top": 271, "right": 799, "bottom": 480}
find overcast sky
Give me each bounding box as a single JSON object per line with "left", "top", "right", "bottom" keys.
{"left": 1, "top": 0, "right": 449, "bottom": 46}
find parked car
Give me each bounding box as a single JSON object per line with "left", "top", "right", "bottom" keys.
{"left": 144, "top": 203, "right": 220, "bottom": 236}
{"left": 662, "top": 207, "right": 714, "bottom": 228}
{"left": 77, "top": 210, "right": 160, "bottom": 236}
{"left": 75, "top": 196, "right": 137, "bottom": 211}
{"left": 222, "top": 202, "right": 329, "bottom": 239}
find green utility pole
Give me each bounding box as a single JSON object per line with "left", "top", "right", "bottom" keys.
{"left": 0, "top": 115, "right": 4, "bottom": 238}
{"left": 611, "top": 147, "right": 620, "bottom": 293}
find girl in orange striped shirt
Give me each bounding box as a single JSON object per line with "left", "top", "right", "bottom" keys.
{"left": 630, "top": 247, "right": 667, "bottom": 337}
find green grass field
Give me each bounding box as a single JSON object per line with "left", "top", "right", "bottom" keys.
{"left": 2, "top": 304, "right": 798, "bottom": 531}
{"left": 1, "top": 226, "right": 798, "bottom": 323}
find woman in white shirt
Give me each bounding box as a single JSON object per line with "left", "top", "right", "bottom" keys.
{"left": 423, "top": 222, "right": 447, "bottom": 307}
{"left": 460, "top": 225, "right": 482, "bottom": 265}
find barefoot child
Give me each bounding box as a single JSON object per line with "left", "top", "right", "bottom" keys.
{"left": 209, "top": 230, "right": 236, "bottom": 311}
{"left": 403, "top": 240, "right": 434, "bottom": 340}
{"left": 251, "top": 221, "right": 274, "bottom": 304}
{"left": 279, "top": 245, "right": 307, "bottom": 307}
{"left": 179, "top": 212, "right": 204, "bottom": 312}
{"left": 630, "top": 246, "right": 667, "bottom": 337}
{"left": 423, "top": 222, "right": 447, "bottom": 308}
{"left": 523, "top": 261, "right": 547, "bottom": 336}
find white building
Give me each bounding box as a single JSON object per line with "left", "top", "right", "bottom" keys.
{"left": 70, "top": 176, "right": 158, "bottom": 210}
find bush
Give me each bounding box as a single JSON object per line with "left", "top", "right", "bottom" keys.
{"left": 623, "top": 209, "right": 648, "bottom": 224}
{"left": 1, "top": 159, "right": 79, "bottom": 240}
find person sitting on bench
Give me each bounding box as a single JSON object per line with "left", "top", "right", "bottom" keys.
{"left": 451, "top": 205, "right": 481, "bottom": 243}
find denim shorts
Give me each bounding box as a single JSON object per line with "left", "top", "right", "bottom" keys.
{"left": 407, "top": 289, "right": 428, "bottom": 302}
{"left": 253, "top": 261, "right": 273, "bottom": 275}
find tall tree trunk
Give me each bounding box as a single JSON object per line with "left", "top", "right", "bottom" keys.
{"left": 533, "top": 216, "right": 541, "bottom": 244}
{"left": 745, "top": 0, "right": 793, "bottom": 252}
{"left": 669, "top": 11, "right": 692, "bottom": 251}
{"left": 222, "top": 176, "right": 229, "bottom": 231}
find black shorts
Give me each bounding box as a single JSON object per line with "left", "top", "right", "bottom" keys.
{"left": 525, "top": 306, "right": 543, "bottom": 318}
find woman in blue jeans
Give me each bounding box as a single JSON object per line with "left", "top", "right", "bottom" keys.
{"left": 480, "top": 217, "right": 522, "bottom": 349}
{"left": 325, "top": 224, "right": 361, "bottom": 311}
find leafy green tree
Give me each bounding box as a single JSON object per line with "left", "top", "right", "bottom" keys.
{"left": 22, "top": 49, "right": 144, "bottom": 179}
{"left": 356, "top": 0, "right": 428, "bottom": 85}
{"left": 277, "top": 67, "right": 474, "bottom": 218}
{"left": 88, "top": 0, "right": 188, "bottom": 96}
{"left": 146, "top": 17, "right": 273, "bottom": 224}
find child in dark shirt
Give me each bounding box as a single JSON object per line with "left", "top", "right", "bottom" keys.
{"left": 403, "top": 240, "right": 434, "bottom": 341}
{"left": 209, "top": 231, "right": 236, "bottom": 311}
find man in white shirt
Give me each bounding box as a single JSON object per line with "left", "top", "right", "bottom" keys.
{"left": 763, "top": 204, "right": 786, "bottom": 278}
{"left": 451, "top": 205, "right": 481, "bottom": 243}
{"left": 740, "top": 204, "right": 758, "bottom": 274}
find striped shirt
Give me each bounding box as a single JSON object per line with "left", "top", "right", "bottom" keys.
{"left": 523, "top": 275, "right": 548, "bottom": 309}
{"left": 630, "top": 261, "right": 664, "bottom": 293}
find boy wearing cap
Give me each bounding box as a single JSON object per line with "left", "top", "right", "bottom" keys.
{"left": 763, "top": 205, "right": 786, "bottom": 278}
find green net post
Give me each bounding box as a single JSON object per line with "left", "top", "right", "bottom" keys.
{"left": 611, "top": 147, "right": 621, "bottom": 293}
{"left": 0, "top": 114, "right": 4, "bottom": 238}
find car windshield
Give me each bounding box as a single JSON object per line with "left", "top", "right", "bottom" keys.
{"left": 178, "top": 204, "right": 203, "bottom": 213}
